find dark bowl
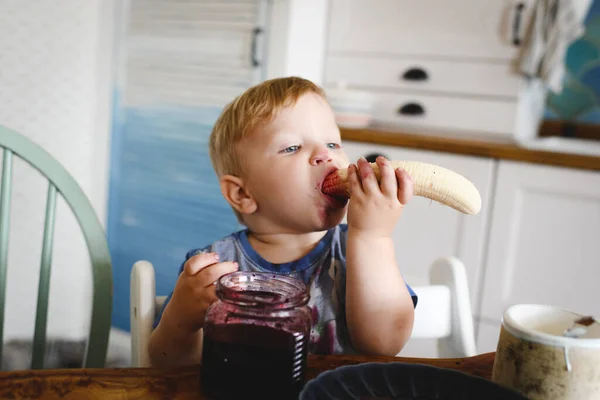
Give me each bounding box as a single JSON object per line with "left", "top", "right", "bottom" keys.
{"left": 299, "top": 362, "right": 529, "bottom": 400}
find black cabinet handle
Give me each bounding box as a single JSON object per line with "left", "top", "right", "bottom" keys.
{"left": 402, "top": 67, "right": 428, "bottom": 81}
{"left": 251, "top": 27, "right": 263, "bottom": 67}
{"left": 398, "top": 103, "right": 425, "bottom": 116}
{"left": 364, "top": 153, "right": 388, "bottom": 163}
{"left": 512, "top": 2, "right": 525, "bottom": 46}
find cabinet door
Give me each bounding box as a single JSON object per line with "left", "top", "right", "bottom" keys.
{"left": 478, "top": 161, "right": 600, "bottom": 324}
{"left": 341, "top": 141, "right": 495, "bottom": 310}
{"left": 327, "top": 0, "right": 534, "bottom": 59}
{"left": 108, "top": 0, "right": 268, "bottom": 331}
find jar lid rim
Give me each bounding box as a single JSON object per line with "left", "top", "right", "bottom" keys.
{"left": 217, "top": 271, "right": 309, "bottom": 308}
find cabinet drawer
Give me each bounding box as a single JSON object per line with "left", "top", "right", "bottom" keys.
{"left": 371, "top": 92, "right": 517, "bottom": 138}
{"left": 328, "top": 0, "right": 534, "bottom": 59}
{"left": 340, "top": 141, "right": 495, "bottom": 314}
{"left": 325, "top": 55, "right": 521, "bottom": 98}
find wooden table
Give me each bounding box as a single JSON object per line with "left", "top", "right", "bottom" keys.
{"left": 0, "top": 352, "right": 495, "bottom": 399}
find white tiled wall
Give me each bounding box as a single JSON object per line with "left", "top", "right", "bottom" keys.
{"left": 0, "top": 0, "right": 114, "bottom": 341}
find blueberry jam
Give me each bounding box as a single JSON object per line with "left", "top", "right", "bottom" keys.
{"left": 201, "top": 323, "right": 308, "bottom": 399}
{"left": 200, "top": 271, "right": 312, "bottom": 400}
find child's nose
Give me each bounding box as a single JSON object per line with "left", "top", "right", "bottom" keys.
{"left": 310, "top": 148, "right": 332, "bottom": 165}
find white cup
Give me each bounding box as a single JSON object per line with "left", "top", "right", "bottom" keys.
{"left": 492, "top": 304, "right": 600, "bottom": 400}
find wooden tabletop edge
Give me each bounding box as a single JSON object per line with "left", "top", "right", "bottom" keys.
{"left": 340, "top": 128, "right": 600, "bottom": 171}
{"left": 0, "top": 352, "right": 496, "bottom": 379}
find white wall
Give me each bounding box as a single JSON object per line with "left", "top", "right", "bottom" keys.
{"left": 0, "top": 0, "right": 328, "bottom": 346}
{"left": 0, "top": 0, "right": 114, "bottom": 341}
{"left": 266, "top": 0, "right": 329, "bottom": 84}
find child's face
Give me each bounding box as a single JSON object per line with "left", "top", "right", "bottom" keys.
{"left": 240, "top": 92, "right": 350, "bottom": 233}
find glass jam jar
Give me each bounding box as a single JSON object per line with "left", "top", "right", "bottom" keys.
{"left": 200, "top": 271, "right": 312, "bottom": 399}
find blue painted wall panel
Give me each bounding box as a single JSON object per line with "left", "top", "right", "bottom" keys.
{"left": 107, "top": 103, "right": 243, "bottom": 330}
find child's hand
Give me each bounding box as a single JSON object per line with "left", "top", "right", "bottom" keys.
{"left": 165, "top": 252, "right": 238, "bottom": 333}
{"left": 346, "top": 156, "right": 413, "bottom": 238}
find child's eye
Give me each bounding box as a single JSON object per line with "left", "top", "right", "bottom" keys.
{"left": 281, "top": 145, "right": 300, "bottom": 154}
{"left": 327, "top": 143, "right": 341, "bottom": 149}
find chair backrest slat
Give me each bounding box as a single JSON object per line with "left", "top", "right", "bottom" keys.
{"left": 0, "top": 149, "right": 14, "bottom": 369}
{"left": 31, "top": 183, "right": 58, "bottom": 369}
{"left": 0, "top": 125, "right": 113, "bottom": 369}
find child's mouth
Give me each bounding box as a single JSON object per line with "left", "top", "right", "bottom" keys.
{"left": 320, "top": 169, "right": 348, "bottom": 208}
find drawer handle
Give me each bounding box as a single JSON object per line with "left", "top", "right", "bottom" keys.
{"left": 364, "top": 153, "right": 388, "bottom": 163}
{"left": 402, "top": 67, "right": 429, "bottom": 81}
{"left": 251, "top": 27, "right": 263, "bottom": 67}
{"left": 398, "top": 103, "right": 425, "bottom": 116}
{"left": 512, "top": 2, "right": 525, "bottom": 46}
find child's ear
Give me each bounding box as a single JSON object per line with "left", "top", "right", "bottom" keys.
{"left": 220, "top": 175, "right": 257, "bottom": 215}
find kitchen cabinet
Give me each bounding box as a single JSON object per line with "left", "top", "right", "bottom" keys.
{"left": 323, "top": 0, "right": 545, "bottom": 143}
{"left": 342, "top": 140, "right": 600, "bottom": 357}
{"left": 327, "top": 0, "right": 534, "bottom": 59}
{"left": 475, "top": 160, "right": 600, "bottom": 349}
{"left": 341, "top": 141, "right": 496, "bottom": 310}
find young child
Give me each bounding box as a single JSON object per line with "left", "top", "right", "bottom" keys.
{"left": 148, "top": 77, "right": 418, "bottom": 367}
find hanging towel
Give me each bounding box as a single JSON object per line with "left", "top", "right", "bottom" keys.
{"left": 518, "top": 0, "right": 592, "bottom": 93}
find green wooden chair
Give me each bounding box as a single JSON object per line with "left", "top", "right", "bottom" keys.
{"left": 0, "top": 125, "right": 113, "bottom": 369}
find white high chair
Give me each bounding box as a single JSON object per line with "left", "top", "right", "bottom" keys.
{"left": 129, "top": 256, "right": 476, "bottom": 368}
{"left": 403, "top": 256, "right": 477, "bottom": 359}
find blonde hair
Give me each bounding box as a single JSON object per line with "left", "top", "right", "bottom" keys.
{"left": 208, "top": 76, "right": 326, "bottom": 223}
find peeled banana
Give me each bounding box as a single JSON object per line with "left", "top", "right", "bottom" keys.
{"left": 322, "top": 161, "right": 482, "bottom": 215}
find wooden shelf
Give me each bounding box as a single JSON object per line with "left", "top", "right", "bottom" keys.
{"left": 340, "top": 127, "right": 600, "bottom": 172}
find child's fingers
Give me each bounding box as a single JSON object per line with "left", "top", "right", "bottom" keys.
{"left": 197, "top": 261, "right": 239, "bottom": 288}
{"left": 356, "top": 157, "right": 379, "bottom": 195}
{"left": 376, "top": 156, "right": 397, "bottom": 197}
{"left": 347, "top": 163, "right": 362, "bottom": 197}
{"left": 396, "top": 168, "right": 414, "bottom": 205}
{"left": 202, "top": 284, "right": 218, "bottom": 305}
{"left": 184, "top": 252, "right": 220, "bottom": 276}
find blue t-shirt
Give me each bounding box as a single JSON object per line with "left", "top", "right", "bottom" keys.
{"left": 155, "top": 224, "right": 418, "bottom": 355}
